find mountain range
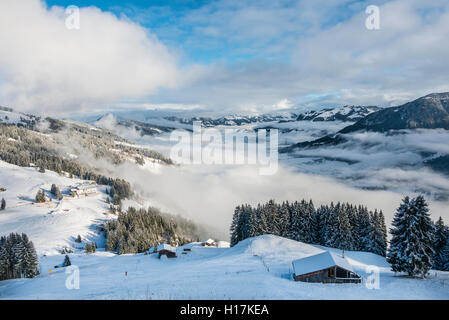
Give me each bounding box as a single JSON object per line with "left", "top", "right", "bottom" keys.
{"left": 283, "top": 93, "right": 449, "bottom": 151}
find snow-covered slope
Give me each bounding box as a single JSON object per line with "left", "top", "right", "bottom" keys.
{"left": 0, "top": 161, "right": 115, "bottom": 255}
{"left": 0, "top": 107, "right": 39, "bottom": 127}
{"left": 1, "top": 234, "right": 448, "bottom": 299}
{"left": 296, "top": 105, "right": 380, "bottom": 122}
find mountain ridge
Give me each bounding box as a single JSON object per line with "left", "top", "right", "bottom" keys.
{"left": 282, "top": 92, "right": 449, "bottom": 152}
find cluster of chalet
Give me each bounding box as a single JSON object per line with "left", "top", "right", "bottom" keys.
{"left": 149, "top": 239, "right": 230, "bottom": 259}
{"left": 70, "top": 182, "right": 98, "bottom": 197}
{"left": 292, "top": 251, "right": 361, "bottom": 284}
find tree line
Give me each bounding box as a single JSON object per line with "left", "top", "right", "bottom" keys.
{"left": 0, "top": 124, "right": 132, "bottom": 199}
{"left": 230, "top": 199, "right": 387, "bottom": 256}
{"left": 104, "top": 206, "right": 204, "bottom": 254}
{"left": 230, "top": 195, "right": 449, "bottom": 277}
{"left": 0, "top": 233, "right": 39, "bottom": 280}
{"left": 387, "top": 195, "right": 449, "bottom": 277}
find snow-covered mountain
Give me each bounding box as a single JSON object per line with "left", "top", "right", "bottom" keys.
{"left": 0, "top": 107, "right": 40, "bottom": 128}
{"left": 163, "top": 113, "right": 297, "bottom": 127}
{"left": 296, "top": 105, "right": 380, "bottom": 122}
{"left": 285, "top": 93, "right": 449, "bottom": 150}
{"left": 340, "top": 93, "right": 449, "bottom": 133}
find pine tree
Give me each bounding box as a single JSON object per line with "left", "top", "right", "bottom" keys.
{"left": 0, "top": 233, "right": 38, "bottom": 280}
{"left": 312, "top": 206, "right": 325, "bottom": 245}
{"left": 62, "top": 255, "right": 71, "bottom": 267}
{"left": 288, "top": 201, "right": 304, "bottom": 241}
{"left": 323, "top": 203, "right": 339, "bottom": 248}
{"left": 264, "top": 200, "right": 280, "bottom": 236}
{"left": 368, "top": 210, "right": 387, "bottom": 256}
{"left": 433, "top": 217, "right": 449, "bottom": 270}
{"left": 441, "top": 238, "right": 449, "bottom": 271}
{"left": 230, "top": 205, "right": 242, "bottom": 247}
{"left": 278, "top": 201, "right": 290, "bottom": 238}
{"left": 76, "top": 235, "right": 82, "bottom": 243}
{"left": 352, "top": 206, "right": 370, "bottom": 251}
{"left": 0, "top": 246, "right": 10, "bottom": 280}
{"left": 387, "top": 196, "right": 434, "bottom": 277}
{"left": 85, "top": 242, "right": 91, "bottom": 254}
{"left": 35, "top": 190, "right": 45, "bottom": 203}
{"left": 22, "top": 240, "right": 39, "bottom": 278}
{"left": 51, "top": 184, "right": 57, "bottom": 195}
{"left": 0, "top": 198, "right": 5, "bottom": 210}
{"left": 330, "top": 203, "right": 354, "bottom": 250}
{"left": 55, "top": 188, "right": 62, "bottom": 200}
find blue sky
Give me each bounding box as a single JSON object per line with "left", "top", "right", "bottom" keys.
{"left": 44, "top": 0, "right": 378, "bottom": 65}
{"left": 1, "top": 0, "right": 448, "bottom": 115}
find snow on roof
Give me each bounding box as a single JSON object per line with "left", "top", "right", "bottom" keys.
{"left": 217, "top": 241, "right": 230, "bottom": 248}
{"left": 72, "top": 184, "right": 97, "bottom": 190}
{"left": 203, "top": 238, "right": 215, "bottom": 244}
{"left": 157, "top": 244, "right": 176, "bottom": 253}
{"left": 292, "top": 251, "right": 354, "bottom": 276}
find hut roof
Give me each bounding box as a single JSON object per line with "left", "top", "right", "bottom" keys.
{"left": 292, "top": 251, "right": 354, "bottom": 276}
{"left": 157, "top": 244, "right": 176, "bottom": 253}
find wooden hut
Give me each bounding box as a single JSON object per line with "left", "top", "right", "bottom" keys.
{"left": 157, "top": 244, "right": 177, "bottom": 259}
{"left": 201, "top": 238, "right": 216, "bottom": 247}
{"left": 292, "top": 251, "right": 361, "bottom": 283}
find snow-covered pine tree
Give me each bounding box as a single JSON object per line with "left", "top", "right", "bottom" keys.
{"left": 330, "top": 203, "right": 354, "bottom": 250}
{"left": 0, "top": 233, "right": 38, "bottom": 280}
{"left": 367, "top": 210, "right": 387, "bottom": 256}
{"left": 300, "top": 200, "right": 316, "bottom": 244}
{"left": 264, "top": 200, "right": 280, "bottom": 236}
{"left": 433, "top": 217, "right": 449, "bottom": 270}
{"left": 314, "top": 205, "right": 327, "bottom": 245}
{"left": 352, "top": 206, "right": 370, "bottom": 251}
{"left": 248, "top": 207, "right": 259, "bottom": 238}
{"left": 0, "top": 244, "right": 10, "bottom": 280}
{"left": 323, "top": 203, "right": 337, "bottom": 247}
{"left": 387, "top": 195, "right": 434, "bottom": 277}
{"left": 23, "top": 240, "right": 39, "bottom": 278}
{"left": 378, "top": 210, "right": 388, "bottom": 253}
{"left": 287, "top": 201, "right": 303, "bottom": 241}
{"left": 55, "top": 188, "right": 62, "bottom": 200}
{"left": 238, "top": 205, "right": 252, "bottom": 241}
{"left": 51, "top": 184, "right": 57, "bottom": 195}
{"left": 12, "top": 240, "right": 26, "bottom": 278}
{"left": 278, "top": 201, "right": 290, "bottom": 238}
{"left": 35, "top": 190, "right": 45, "bottom": 203}
{"left": 85, "top": 242, "right": 92, "bottom": 254}
{"left": 63, "top": 255, "right": 71, "bottom": 267}
{"left": 441, "top": 238, "right": 449, "bottom": 271}
{"left": 230, "top": 205, "right": 242, "bottom": 247}
{"left": 387, "top": 197, "right": 410, "bottom": 273}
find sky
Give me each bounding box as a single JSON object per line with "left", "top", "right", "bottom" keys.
{"left": 0, "top": 0, "right": 449, "bottom": 115}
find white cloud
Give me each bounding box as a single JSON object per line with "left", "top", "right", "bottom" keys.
{"left": 147, "top": 0, "right": 449, "bottom": 113}
{"left": 0, "top": 0, "right": 187, "bottom": 114}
